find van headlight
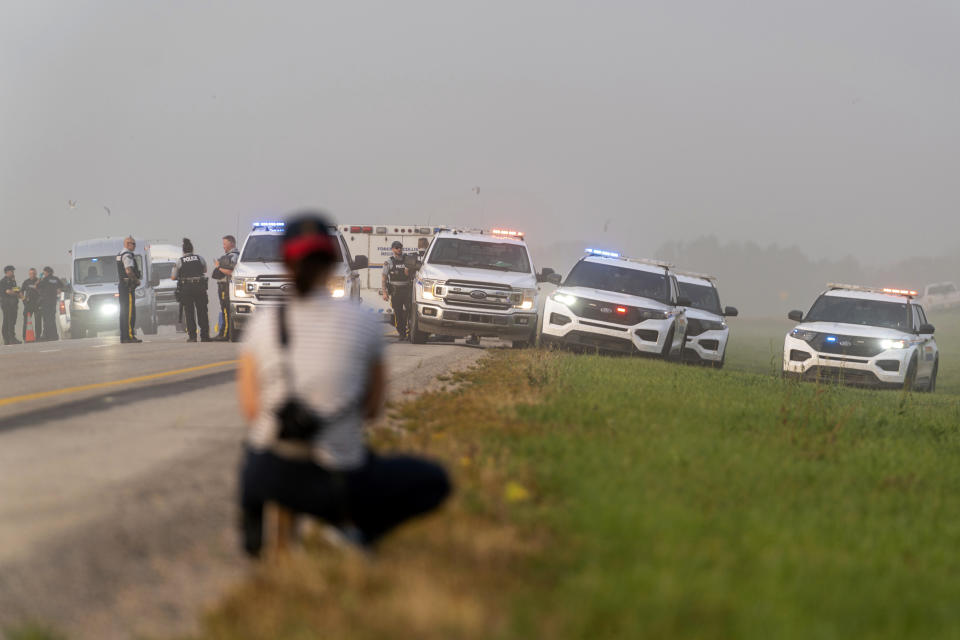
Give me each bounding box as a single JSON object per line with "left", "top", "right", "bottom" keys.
{"left": 329, "top": 276, "right": 346, "bottom": 298}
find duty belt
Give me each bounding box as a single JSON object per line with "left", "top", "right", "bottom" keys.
{"left": 181, "top": 277, "right": 208, "bottom": 284}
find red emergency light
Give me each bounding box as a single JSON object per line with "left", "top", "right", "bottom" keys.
{"left": 882, "top": 287, "right": 918, "bottom": 297}
{"left": 616, "top": 306, "right": 627, "bottom": 314}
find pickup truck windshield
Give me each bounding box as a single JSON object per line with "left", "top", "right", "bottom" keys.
{"left": 678, "top": 281, "right": 722, "bottom": 315}
{"left": 241, "top": 235, "right": 342, "bottom": 263}
{"left": 74, "top": 255, "right": 143, "bottom": 285}
{"left": 428, "top": 238, "right": 531, "bottom": 273}
{"left": 806, "top": 295, "right": 912, "bottom": 331}
{"left": 564, "top": 261, "right": 669, "bottom": 303}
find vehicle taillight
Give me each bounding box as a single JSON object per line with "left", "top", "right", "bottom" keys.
{"left": 59, "top": 301, "right": 66, "bottom": 314}
{"left": 350, "top": 226, "right": 363, "bottom": 233}
{"left": 361, "top": 226, "right": 373, "bottom": 233}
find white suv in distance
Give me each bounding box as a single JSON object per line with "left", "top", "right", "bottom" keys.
{"left": 540, "top": 249, "right": 689, "bottom": 359}
{"left": 410, "top": 228, "right": 559, "bottom": 347}
{"left": 676, "top": 272, "right": 738, "bottom": 368}
{"left": 783, "top": 284, "right": 939, "bottom": 391}
{"left": 229, "top": 221, "right": 368, "bottom": 341}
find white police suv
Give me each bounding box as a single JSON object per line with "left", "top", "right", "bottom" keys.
{"left": 410, "top": 228, "right": 559, "bottom": 347}
{"left": 229, "top": 221, "right": 368, "bottom": 341}
{"left": 783, "top": 284, "right": 939, "bottom": 391}
{"left": 676, "top": 272, "right": 738, "bottom": 367}
{"left": 540, "top": 249, "right": 689, "bottom": 359}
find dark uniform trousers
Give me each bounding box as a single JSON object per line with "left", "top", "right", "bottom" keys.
{"left": 118, "top": 282, "right": 136, "bottom": 341}
{"left": 216, "top": 281, "right": 230, "bottom": 339}
{"left": 182, "top": 281, "right": 210, "bottom": 340}
{"left": 1, "top": 303, "right": 17, "bottom": 344}
{"left": 391, "top": 285, "right": 412, "bottom": 338}
{"left": 40, "top": 301, "right": 58, "bottom": 341}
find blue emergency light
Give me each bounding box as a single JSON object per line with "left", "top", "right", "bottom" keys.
{"left": 825, "top": 336, "right": 838, "bottom": 343}
{"left": 585, "top": 248, "right": 620, "bottom": 258}
{"left": 252, "top": 221, "right": 285, "bottom": 231}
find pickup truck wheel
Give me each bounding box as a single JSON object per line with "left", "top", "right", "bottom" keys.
{"left": 511, "top": 328, "right": 537, "bottom": 349}
{"left": 409, "top": 311, "right": 428, "bottom": 345}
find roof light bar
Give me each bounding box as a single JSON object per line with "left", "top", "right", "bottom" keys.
{"left": 585, "top": 248, "right": 620, "bottom": 258}
{"left": 491, "top": 228, "right": 524, "bottom": 238}
{"left": 674, "top": 269, "right": 718, "bottom": 282}
{"left": 252, "top": 221, "right": 285, "bottom": 231}
{"left": 827, "top": 283, "right": 918, "bottom": 297}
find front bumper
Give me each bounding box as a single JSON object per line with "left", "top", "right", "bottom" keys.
{"left": 782, "top": 335, "right": 914, "bottom": 388}
{"left": 540, "top": 298, "right": 673, "bottom": 355}
{"left": 229, "top": 300, "right": 279, "bottom": 332}
{"left": 415, "top": 303, "right": 537, "bottom": 338}
{"left": 72, "top": 305, "right": 150, "bottom": 330}
{"left": 683, "top": 329, "right": 729, "bottom": 363}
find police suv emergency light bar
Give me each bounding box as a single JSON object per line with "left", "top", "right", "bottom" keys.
{"left": 585, "top": 248, "right": 674, "bottom": 269}
{"left": 826, "top": 283, "right": 919, "bottom": 297}
{"left": 252, "top": 220, "right": 285, "bottom": 231}
{"left": 674, "top": 269, "right": 719, "bottom": 282}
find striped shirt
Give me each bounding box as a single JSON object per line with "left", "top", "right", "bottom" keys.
{"left": 241, "top": 292, "right": 384, "bottom": 470}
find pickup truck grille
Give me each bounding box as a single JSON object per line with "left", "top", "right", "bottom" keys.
{"left": 441, "top": 279, "right": 516, "bottom": 311}
{"left": 255, "top": 276, "right": 294, "bottom": 301}
{"left": 156, "top": 290, "right": 177, "bottom": 304}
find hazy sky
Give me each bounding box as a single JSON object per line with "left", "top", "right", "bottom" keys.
{"left": 2, "top": 0, "right": 958, "bottom": 275}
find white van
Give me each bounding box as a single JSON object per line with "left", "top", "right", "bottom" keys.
{"left": 68, "top": 237, "right": 159, "bottom": 338}
{"left": 148, "top": 243, "right": 182, "bottom": 327}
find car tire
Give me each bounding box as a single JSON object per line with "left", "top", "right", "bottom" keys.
{"left": 924, "top": 359, "right": 938, "bottom": 393}
{"left": 70, "top": 324, "right": 86, "bottom": 339}
{"left": 409, "top": 311, "right": 428, "bottom": 345}
{"left": 660, "top": 327, "right": 675, "bottom": 360}
{"left": 903, "top": 354, "right": 918, "bottom": 391}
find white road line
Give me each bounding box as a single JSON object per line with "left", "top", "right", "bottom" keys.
{"left": 39, "top": 349, "right": 61, "bottom": 353}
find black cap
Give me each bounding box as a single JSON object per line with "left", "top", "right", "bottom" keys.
{"left": 391, "top": 241, "right": 403, "bottom": 249}
{"left": 3, "top": 265, "right": 14, "bottom": 272}
{"left": 43, "top": 266, "right": 53, "bottom": 274}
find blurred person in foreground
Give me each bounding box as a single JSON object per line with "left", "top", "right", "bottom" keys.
{"left": 237, "top": 211, "right": 450, "bottom": 557}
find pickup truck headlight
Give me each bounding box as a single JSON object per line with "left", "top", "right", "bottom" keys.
{"left": 72, "top": 292, "right": 87, "bottom": 304}
{"left": 234, "top": 278, "right": 253, "bottom": 298}
{"left": 419, "top": 279, "right": 444, "bottom": 300}
{"left": 329, "top": 276, "right": 346, "bottom": 298}
{"left": 514, "top": 288, "right": 537, "bottom": 310}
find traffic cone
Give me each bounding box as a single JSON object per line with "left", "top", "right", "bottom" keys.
{"left": 24, "top": 312, "right": 36, "bottom": 343}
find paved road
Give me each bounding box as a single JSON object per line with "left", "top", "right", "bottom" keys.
{"left": 0, "top": 331, "right": 486, "bottom": 639}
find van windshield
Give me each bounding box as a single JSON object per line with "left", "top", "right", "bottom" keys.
{"left": 241, "top": 235, "right": 342, "bottom": 263}
{"left": 75, "top": 255, "right": 143, "bottom": 285}
{"left": 427, "top": 238, "right": 531, "bottom": 273}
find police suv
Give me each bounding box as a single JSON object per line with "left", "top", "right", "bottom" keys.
{"left": 540, "top": 249, "right": 689, "bottom": 359}
{"left": 783, "top": 284, "right": 939, "bottom": 391}
{"left": 410, "top": 228, "right": 559, "bottom": 347}
{"left": 676, "top": 271, "right": 738, "bottom": 367}
{"left": 228, "top": 221, "right": 368, "bottom": 341}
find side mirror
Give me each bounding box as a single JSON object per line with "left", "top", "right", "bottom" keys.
{"left": 919, "top": 323, "right": 935, "bottom": 335}
{"left": 677, "top": 296, "right": 692, "bottom": 307}
{"left": 537, "top": 267, "right": 556, "bottom": 283}
{"left": 546, "top": 273, "right": 562, "bottom": 286}
{"left": 352, "top": 255, "right": 369, "bottom": 270}
{"left": 724, "top": 306, "right": 739, "bottom": 317}
{"left": 788, "top": 310, "right": 804, "bottom": 322}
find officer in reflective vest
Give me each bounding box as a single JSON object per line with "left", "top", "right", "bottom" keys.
{"left": 117, "top": 236, "right": 142, "bottom": 343}
{"left": 211, "top": 235, "right": 240, "bottom": 341}
{"left": 171, "top": 237, "right": 211, "bottom": 342}
{"left": 381, "top": 241, "right": 412, "bottom": 340}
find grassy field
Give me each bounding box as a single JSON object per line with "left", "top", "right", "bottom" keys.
{"left": 189, "top": 311, "right": 960, "bottom": 639}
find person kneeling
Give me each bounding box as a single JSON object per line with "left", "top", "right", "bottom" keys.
{"left": 237, "top": 211, "right": 450, "bottom": 557}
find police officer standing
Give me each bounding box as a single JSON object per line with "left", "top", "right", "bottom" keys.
{"left": 382, "top": 240, "right": 412, "bottom": 340}
{"left": 1, "top": 265, "right": 21, "bottom": 345}
{"left": 20, "top": 267, "right": 41, "bottom": 342}
{"left": 171, "top": 238, "right": 211, "bottom": 342}
{"left": 211, "top": 234, "right": 239, "bottom": 341}
{"left": 117, "top": 236, "right": 142, "bottom": 343}
{"left": 36, "top": 266, "right": 65, "bottom": 341}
